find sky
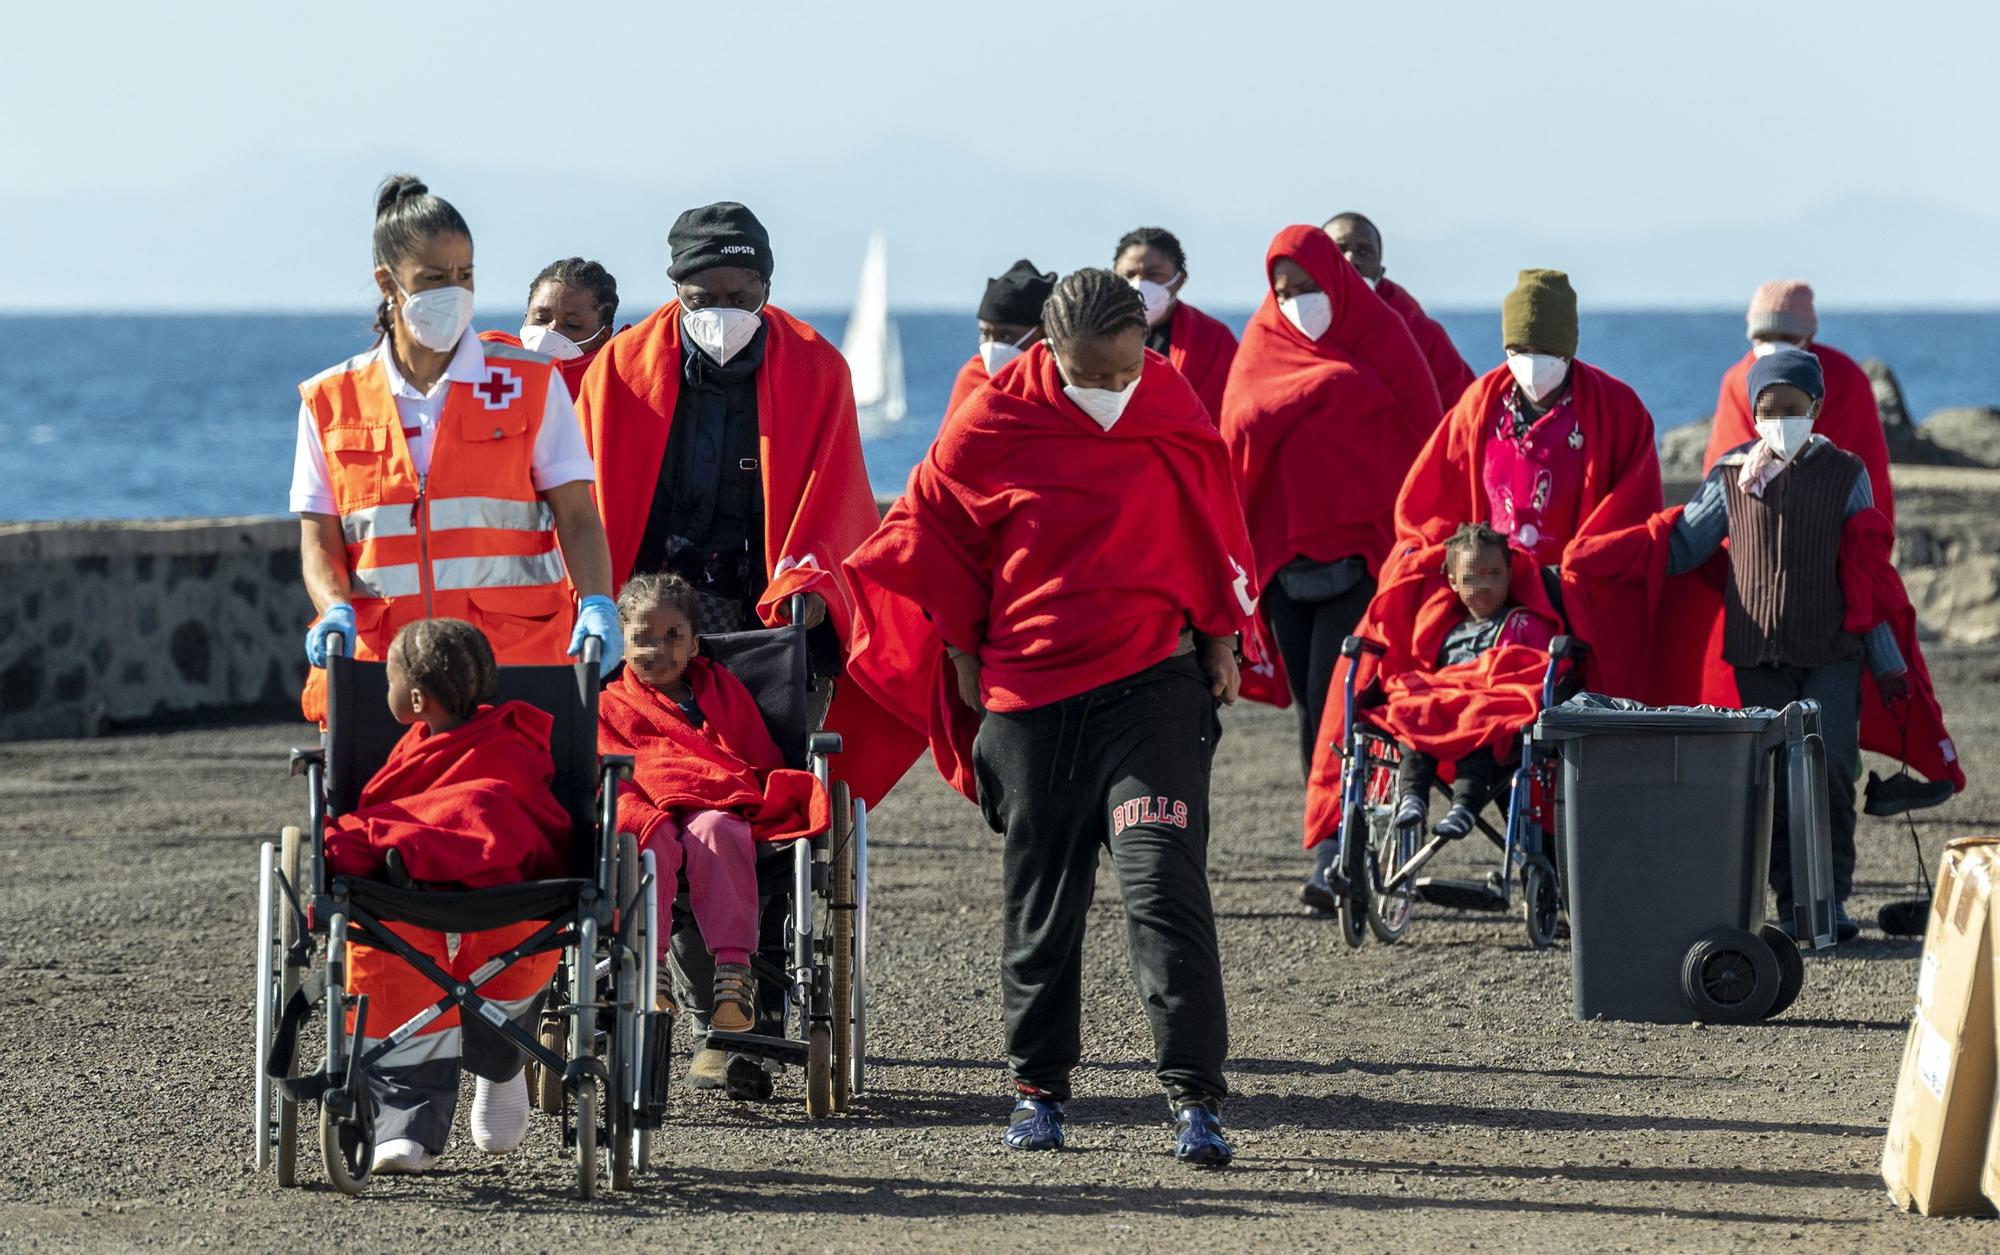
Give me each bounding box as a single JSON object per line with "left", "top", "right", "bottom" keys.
{"left": 5, "top": 0, "right": 1998, "bottom": 312}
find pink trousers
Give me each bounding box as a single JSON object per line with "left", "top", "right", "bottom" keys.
{"left": 641, "top": 810, "right": 759, "bottom": 968}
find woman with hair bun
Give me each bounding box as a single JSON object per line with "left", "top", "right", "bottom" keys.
{"left": 286, "top": 176, "right": 622, "bottom": 1174}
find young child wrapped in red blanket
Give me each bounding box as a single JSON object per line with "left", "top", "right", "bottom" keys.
{"left": 1387, "top": 523, "right": 1560, "bottom": 841}
{"left": 325, "top": 619, "right": 570, "bottom": 889}
{"left": 600, "top": 573, "right": 829, "bottom": 1046}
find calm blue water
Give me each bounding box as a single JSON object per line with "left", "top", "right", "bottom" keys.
{"left": 3, "top": 310, "right": 1995, "bottom": 522}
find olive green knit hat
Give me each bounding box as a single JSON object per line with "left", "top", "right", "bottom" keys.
{"left": 1501, "top": 268, "right": 1578, "bottom": 358}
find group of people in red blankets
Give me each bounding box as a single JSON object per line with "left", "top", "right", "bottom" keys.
{"left": 316, "top": 215, "right": 1967, "bottom": 1176}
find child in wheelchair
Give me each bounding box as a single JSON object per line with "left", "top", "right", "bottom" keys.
{"left": 330, "top": 619, "right": 572, "bottom": 1174}
{"left": 1387, "top": 523, "right": 1559, "bottom": 840}
{"left": 599, "top": 574, "right": 828, "bottom": 1072}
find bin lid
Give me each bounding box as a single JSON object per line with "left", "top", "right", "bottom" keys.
{"left": 1533, "top": 692, "right": 1786, "bottom": 740}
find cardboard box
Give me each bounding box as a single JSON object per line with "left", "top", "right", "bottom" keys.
{"left": 1883, "top": 837, "right": 1999, "bottom": 1216}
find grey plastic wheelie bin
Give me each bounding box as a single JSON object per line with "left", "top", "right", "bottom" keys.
{"left": 1532, "top": 696, "right": 1836, "bottom": 1024}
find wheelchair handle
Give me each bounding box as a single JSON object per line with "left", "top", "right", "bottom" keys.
{"left": 1548, "top": 635, "right": 1588, "bottom": 662}
{"left": 789, "top": 593, "right": 809, "bottom": 627}
{"left": 1341, "top": 635, "right": 1387, "bottom": 660}
{"left": 580, "top": 635, "right": 603, "bottom": 666}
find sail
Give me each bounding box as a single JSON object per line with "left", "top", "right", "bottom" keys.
{"left": 842, "top": 231, "right": 908, "bottom": 425}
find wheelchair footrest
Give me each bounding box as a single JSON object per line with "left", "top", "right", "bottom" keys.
{"left": 704, "top": 1028, "right": 809, "bottom": 1066}
{"left": 1416, "top": 877, "right": 1509, "bottom": 912}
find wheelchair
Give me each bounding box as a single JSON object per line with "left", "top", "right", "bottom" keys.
{"left": 251, "top": 636, "right": 666, "bottom": 1199}
{"left": 1322, "top": 632, "right": 1586, "bottom": 950}
{"left": 648, "top": 595, "right": 870, "bottom": 1118}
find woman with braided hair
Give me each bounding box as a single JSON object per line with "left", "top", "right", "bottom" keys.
{"left": 845, "top": 268, "right": 1258, "bottom": 1165}
{"left": 481, "top": 257, "right": 624, "bottom": 399}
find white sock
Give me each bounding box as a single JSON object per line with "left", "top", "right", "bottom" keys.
{"left": 371, "top": 1137, "right": 437, "bottom": 1174}
{"left": 471, "top": 1071, "right": 531, "bottom": 1154}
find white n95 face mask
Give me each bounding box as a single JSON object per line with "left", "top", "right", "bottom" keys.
{"left": 979, "top": 340, "right": 1023, "bottom": 376}
{"left": 1130, "top": 274, "right": 1180, "bottom": 327}
{"left": 520, "top": 323, "right": 583, "bottom": 360}
{"left": 1064, "top": 377, "right": 1140, "bottom": 430}
{"left": 1506, "top": 351, "right": 1569, "bottom": 403}
{"left": 399, "top": 285, "right": 474, "bottom": 352}
{"left": 682, "top": 306, "right": 763, "bottom": 365}
{"left": 1755, "top": 415, "right": 1815, "bottom": 460}
{"left": 1279, "top": 292, "right": 1332, "bottom": 340}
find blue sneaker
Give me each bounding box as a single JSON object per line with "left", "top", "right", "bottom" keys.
{"left": 1173, "top": 1105, "right": 1233, "bottom": 1167}
{"left": 1002, "top": 1096, "right": 1066, "bottom": 1151}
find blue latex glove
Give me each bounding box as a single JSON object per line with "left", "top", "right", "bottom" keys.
{"left": 305, "top": 603, "right": 356, "bottom": 668}
{"left": 569, "top": 594, "right": 624, "bottom": 675}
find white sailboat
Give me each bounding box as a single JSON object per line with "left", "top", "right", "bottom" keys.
{"left": 841, "top": 231, "right": 907, "bottom": 430}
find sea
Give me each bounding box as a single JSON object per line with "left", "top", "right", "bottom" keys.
{"left": 4, "top": 309, "right": 1997, "bottom": 523}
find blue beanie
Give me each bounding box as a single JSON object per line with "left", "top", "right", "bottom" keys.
{"left": 1746, "top": 347, "right": 1824, "bottom": 410}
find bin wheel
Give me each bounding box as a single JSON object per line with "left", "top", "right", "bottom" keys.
{"left": 275, "top": 826, "right": 304, "bottom": 1187}
{"left": 320, "top": 1100, "right": 372, "bottom": 1196}
{"left": 1679, "top": 928, "right": 1780, "bottom": 1023}
{"left": 1523, "top": 858, "right": 1561, "bottom": 951}
{"left": 574, "top": 1076, "right": 600, "bottom": 1200}
{"left": 805, "top": 1023, "right": 834, "bottom": 1119}
{"left": 1759, "top": 925, "right": 1805, "bottom": 1019}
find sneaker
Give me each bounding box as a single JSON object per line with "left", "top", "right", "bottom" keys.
{"left": 724, "top": 1053, "right": 775, "bottom": 1102}
{"left": 710, "top": 963, "right": 756, "bottom": 1034}
{"left": 1002, "top": 1096, "right": 1066, "bottom": 1151}
{"left": 1864, "top": 771, "right": 1954, "bottom": 818}
{"left": 370, "top": 1137, "right": 438, "bottom": 1174}
{"left": 688, "top": 1046, "right": 729, "bottom": 1091}
{"left": 1173, "top": 1105, "right": 1234, "bottom": 1167}
{"left": 471, "top": 1071, "right": 531, "bottom": 1154}
{"left": 1299, "top": 878, "right": 1338, "bottom": 915}
{"left": 1432, "top": 804, "right": 1477, "bottom": 841}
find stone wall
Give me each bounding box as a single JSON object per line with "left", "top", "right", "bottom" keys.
{"left": 0, "top": 517, "right": 311, "bottom": 740}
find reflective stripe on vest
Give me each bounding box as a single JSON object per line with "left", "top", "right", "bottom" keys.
{"left": 339, "top": 495, "right": 555, "bottom": 545}
{"left": 351, "top": 550, "right": 569, "bottom": 600}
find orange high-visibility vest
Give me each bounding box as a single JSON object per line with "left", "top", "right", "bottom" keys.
{"left": 299, "top": 340, "right": 573, "bottom": 720}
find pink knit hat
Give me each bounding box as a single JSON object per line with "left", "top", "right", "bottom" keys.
{"left": 1746, "top": 280, "right": 1817, "bottom": 342}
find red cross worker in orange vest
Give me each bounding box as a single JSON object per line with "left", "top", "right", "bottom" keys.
{"left": 287, "top": 174, "right": 620, "bottom": 1175}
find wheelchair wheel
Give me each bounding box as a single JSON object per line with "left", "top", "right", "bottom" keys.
{"left": 609, "top": 832, "right": 642, "bottom": 1191}
{"left": 574, "top": 1075, "right": 600, "bottom": 1200}
{"left": 1335, "top": 804, "right": 1370, "bottom": 948}
{"left": 805, "top": 1022, "right": 834, "bottom": 1118}
{"left": 1523, "top": 857, "right": 1561, "bottom": 950}
{"left": 828, "top": 781, "right": 855, "bottom": 1113}
{"left": 1367, "top": 808, "right": 1415, "bottom": 944}
{"left": 275, "top": 826, "right": 304, "bottom": 1187}
{"left": 320, "top": 1097, "right": 373, "bottom": 1196}
{"left": 532, "top": 1010, "right": 566, "bottom": 1115}
{"left": 1337, "top": 871, "right": 1370, "bottom": 949}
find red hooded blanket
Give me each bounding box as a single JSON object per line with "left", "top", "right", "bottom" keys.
{"left": 1703, "top": 343, "right": 1894, "bottom": 526}
{"left": 1388, "top": 360, "right": 1662, "bottom": 697}
{"left": 1221, "top": 225, "right": 1443, "bottom": 593}
{"left": 1301, "top": 546, "right": 1563, "bottom": 844}
{"left": 1564, "top": 499, "right": 1963, "bottom": 793}
{"left": 1375, "top": 277, "right": 1477, "bottom": 408}
{"left": 325, "top": 701, "right": 571, "bottom": 889}
{"left": 1166, "top": 301, "right": 1239, "bottom": 427}
{"left": 576, "top": 302, "right": 925, "bottom": 806}
{"left": 598, "top": 661, "right": 830, "bottom": 845}
{"left": 844, "top": 344, "right": 1258, "bottom": 800}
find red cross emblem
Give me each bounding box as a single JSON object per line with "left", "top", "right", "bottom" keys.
{"left": 474, "top": 367, "right": 522, "bottom": 410}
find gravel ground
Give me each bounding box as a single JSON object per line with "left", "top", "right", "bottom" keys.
{"left": 2, "top": 647, "right": 1997, "bottom": 1252}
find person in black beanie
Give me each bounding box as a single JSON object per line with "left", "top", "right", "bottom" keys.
{"left": 943, "top": 259, "right": 1058, "bottom": 420}
{"left": 575, "top": 200, "right": 906, "bottom": 1098}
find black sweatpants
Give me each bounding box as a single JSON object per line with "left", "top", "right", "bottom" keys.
{"left": 972, "top": 652, "right": 1228, "bottom": 1109}
{"left": 1261, "top": 573, "right": 1377, "bottom": 778}
{"left": 1733, "top": 659, "right": 1862, "bottom": 905}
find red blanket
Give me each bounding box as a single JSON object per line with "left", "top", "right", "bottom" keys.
{"left": 1167, "top": 301, "right": 1239, "bottom": 427}
{"left": 324, "top": 701, "right": 571, "bottom": 888}
{"left": 1375, "top": 278, "right": 1477, "bottom": 408}
{"left": 1565, "top": 505, "right": 1964, "bottom": 792}
{"left": 1704, "top": 343, "right": 1894, "bottom": 525}
{"left": 844, "top": 343, "right": 1258, "bottom": 799}
{"left": 1390, "top": 360, "right": 1662, "bottom": 697}
{"left": 1301, "top": 547, "right": 1562, "bottom": 844}
{"left": 945, "top": 353, "right": 988, "bottom": 421}
{"left": 576, "top": 302, "right": 924, "bottom": 806}
{"left": 1221, "top": 225, "right": 1443, "bottom": 592}
{"left": 599, "top": 661, "right": 830, "bottom": 844}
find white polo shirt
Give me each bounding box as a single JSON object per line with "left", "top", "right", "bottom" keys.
{"left": 289, "top": 332, "right": 595, "bottom": 516}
